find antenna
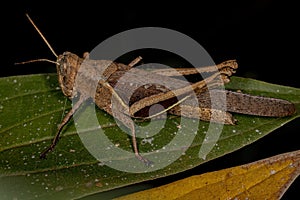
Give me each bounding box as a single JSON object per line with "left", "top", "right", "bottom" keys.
{"left": 15, "top": 59, "right": 59, "bottom": 65}
{"left": 25, "top": 13, "right": 58, "bottom": 58}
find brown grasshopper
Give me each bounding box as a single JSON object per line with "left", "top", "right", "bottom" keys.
{"left": 19, "top": 14, "right": 295, "bottom": 165}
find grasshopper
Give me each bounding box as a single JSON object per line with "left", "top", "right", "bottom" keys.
{"left": 19, "top": 14, "right": 295, "bottom": 165}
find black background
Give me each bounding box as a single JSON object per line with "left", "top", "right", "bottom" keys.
{"left": 2, "top": 1, "right": 299, "bottom": 199}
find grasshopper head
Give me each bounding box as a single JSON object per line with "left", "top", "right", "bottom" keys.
{"left": 23, "top": 15, "right": 83, "bottom": 98}
{"left": 57, "top": 52, "right": 83, "bottom": 98}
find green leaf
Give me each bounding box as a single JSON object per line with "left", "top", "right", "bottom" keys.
{"left": 0, "top": 74, "right": 299, "bottom": 200}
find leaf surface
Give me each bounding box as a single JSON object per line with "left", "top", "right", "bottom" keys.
{"left": 116, "top": 150, "right": 300, "bottom": 200}
{"left": 0, "top": 74, "right": 299, "bottom": 199}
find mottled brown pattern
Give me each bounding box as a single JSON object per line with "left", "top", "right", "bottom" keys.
{"left": 43, "top": 52, "right": 295, "bottom": 163}
{"left": 23, "top": 14, "right": 296, "bottom": 164}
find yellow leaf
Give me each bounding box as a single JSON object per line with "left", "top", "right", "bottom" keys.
{"left": 116, "top": 150, "right": 300, "bottom": 200}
